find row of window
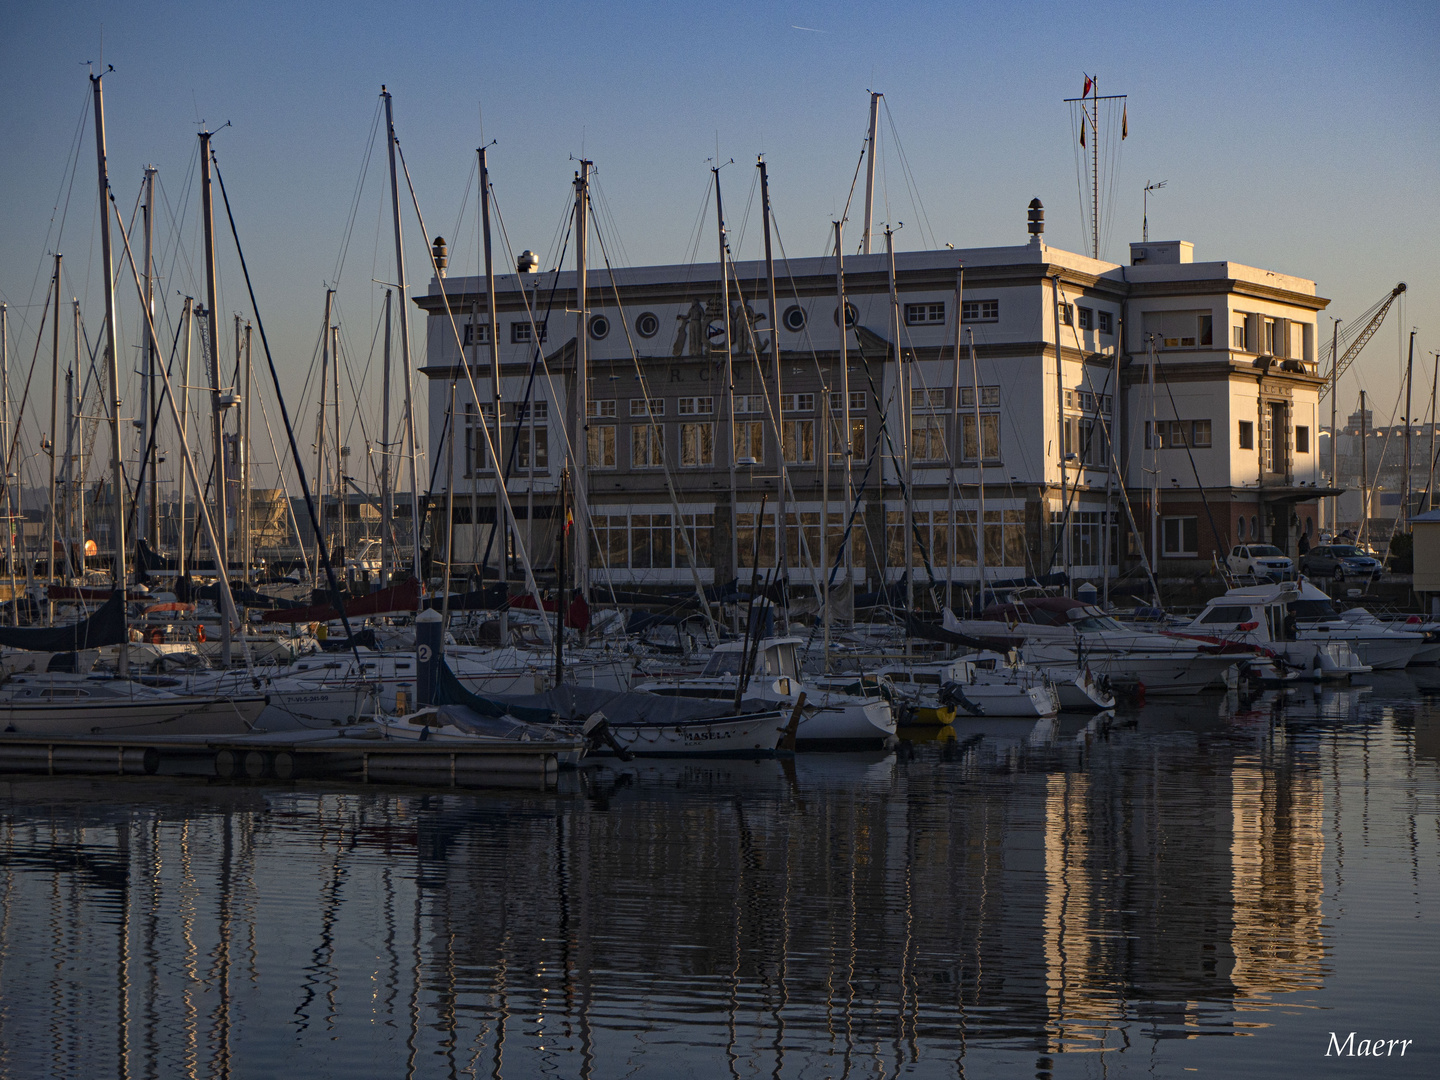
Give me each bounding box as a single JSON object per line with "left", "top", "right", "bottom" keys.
{"left": 1058, "top": 304, "right": 1116, "bottom": 334}
{"left": 460, "top": 300, "right": 1004, "bottom": 349}
{"left": 589, "top": 511, "right": 874, "bottom": 572}
{"left": 886, "top": 509, "right": 1029, "bottom": 568}
{"left": 1143, "top": 419, "right": 1312, "bottom": 454}
{"left": 1062, "top": 390, "right": 1114, "bottom": 415}
{"left": 588, "top": 392, "right": 871, "bottom": 420}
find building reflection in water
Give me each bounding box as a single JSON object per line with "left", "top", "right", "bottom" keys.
{"left": 0, "top": 681, "right": 1430, "bottom": 1078}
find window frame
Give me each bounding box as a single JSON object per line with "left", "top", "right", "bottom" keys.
{"left": 903, "top": 301, "right": 946, "bottom": 326}
{"left": 1161, "top": 515, "right": 1200, "bottom": 557}
{"left": 960, "top": 299, "right": 999, "bottom": 323}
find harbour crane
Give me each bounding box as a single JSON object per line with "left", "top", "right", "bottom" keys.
{"left": 1321, "top": 282, "right": 1405, "bottom": 532}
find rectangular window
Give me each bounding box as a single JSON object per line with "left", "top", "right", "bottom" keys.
{"left": 587, "top": 398, "right": 617, "bottom": 419}
{"left": 677, "top": 396, "right": 714, "bottom": 415}
{"left": 961, "top": 299, "right": 999, "bottom": 322}
{"left": 1296, "top": 425, "right": 1310, "bottom": 454}
{"left": 904, "top": 302, "right": 946, "bottom": 325}
{"left": 734, "top": 394, "right": 766, "bottom": 414}
{"left": 1233, "top": 324, "right": 1245, "bottom": 349}
{"left": 629, "top": 513, "right": 672, "bottom": 569}
{"left": 631, "top": 425, "right": 664, "bottom": 468}
{"left": 1168, "top": 421, "right": 1188, "bottom": 448}
{"left": 679, "top": 513, "right": 713, "bottom": 567}
{"left": 589, "top": 514, "right": 628, "bottom": 569}
{"left": 779, "top": 393, "right": 814, "bottom": 413}
{"left": 630, "top": 398, "right": 664, "bottom": 417}
{"left": 587, "top": 425, "right": 616, "bottom": 469}
{"left": 734, "top": 421, "right": 764, "bottom": 464}
{"left": 679, "top": 422, "right": 714, "bottom": 466}
{"left": 463, "top": 322, "right": 490, "bottom": 346}
{"left": 514, "top": 400, "right": 547, "bottom": 422}
{"left": 1238, "top": 420, "right": 1254, "bottom": 450}
{"left": 911, "top": 415, "right": 948, "bottom": 462}
{"left": 1198, "top": 314, "right": 1213, "bottom": 346}
{"left": 1162, "top": 516, "right": 1199, "bottom": 557}
{"left": 463, "top": 403, "right": 496, "bottom": 475}
{"left": 1058, "top": 302, "right": 1074, "bottom": 326}
{"left": 829, "top": 390, "right": 868, "bottom": 414}
{"left": 782, "top": 419, "right": 815, "bottom": 464}
{"left": 829, "top": 417, "right": 866, "bottom": 462}
{"left": 1078, "top": 306, "right": 1094, "bottom": 331}
{"left": 911, "top": 388, "right": 946, "bottom": 411}
{"left": 1191, "top": 419, "right": 1212, "bottom": 447}
{"left": 516, "top": 426, "right": 548, "bottom": 470}
{"left": 1098, "top": 310, "right": 1114, "bottom": 335}
{"left": 960, "top": 386, "right": 1001, "bottom": 408}
{"left": 961, "top": 414, "right": 1000, "bottom": 462}
{"left": 511, "top": 321, "right": 546, "bottom": 344}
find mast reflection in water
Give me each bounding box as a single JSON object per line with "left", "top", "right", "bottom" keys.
{"left": 1, "top": 679, "right": 1437, "bottom": 1078}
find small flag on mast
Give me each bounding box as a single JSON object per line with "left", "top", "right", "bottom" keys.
{"left": 1122, "top": 104, "right": 1128, "bottom": 139}
{"left": 1080, "top": 122, "right": 1086, "bottom": 148}
{"left": 564, "top": 506, "right": 574, "bottom": 535}
{"left": 1082, "top": 75, "right": 1092, "bottom": 97}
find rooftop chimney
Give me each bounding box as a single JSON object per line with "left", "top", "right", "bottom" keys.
{"left": 1027, "top": 198, "right": 1044, "bottom": 246}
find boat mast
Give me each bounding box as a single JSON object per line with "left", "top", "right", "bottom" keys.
{"left": 142, "top": 166, "right": 158, "bottom": 546}
{"left": 72, "top": 303, "right": 84, "bottom": 580}
{"left": 315, "top": 289, "right": 333, "bottom": 576}
{"left": 571, "top": 160, "right": 591, "bottom": 620}
{"left": 382, "top": 87, "right": 422, "bottom": 585}
{"left": 835, "top": 220, "right": 852, "bottom": 624}
{"left": 969, "top": 328, "right": 985, "bottom": 608}
{"left": 715, "top": 164, "right": 738, "bottom": 625}
{"left": 379, "top": 290, "right": 393, "bottom": 589}
{"left": 199, "top": 127, "right": 230, "bottom": 669}
{"left": 331, "top": 321, "right": 342, "bottom": 559}
{"left": 242, "top": 321, "right": 252, "bottom": 577}
{"left": 758, "top": 157, "right": 786, "bottom": 632}
{"left": 947, "top": 263, "right": 962, "bottom": 613}
{"left": 887, "top": 227, "right": 911, "bottom": 624}
{"left": 0, "top": 302, "right": 13, "bottom": 624}
{"left": 1053, "top": 275, "right": 1071, "bottom": 588}
{"left": 1404, "top": 329, "right": 1415, "bottom": 531}
{"left": 178, "top": 298, "right": 192, "bottom": 579}
{"left": 479, "top": 144, "right": 507, "bottom": 641}
{"left": 1330, "top": 318, "right": 1341, "bottom": 532}
{"left": 1360, "top": 389, "right": 1369, "bottom": 548}
{"left": 861, "top": 92, "right": 880, "bottom": 256}
{"left": 47, "top": 253, "right": 61, "bottom": 604}
{"left": 90, "top": 71, "right": 129, "bottom": 676}
{"left": 1429, "top": 353, "right": 1438, "bottom": 513}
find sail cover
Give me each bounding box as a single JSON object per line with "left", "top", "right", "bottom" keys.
{"left": 0, "top": 590, "right": 128, "bottom": 651}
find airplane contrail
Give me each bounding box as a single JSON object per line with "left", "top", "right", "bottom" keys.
{"left": 791, "top": 25, "right": 827, "bottom": 33}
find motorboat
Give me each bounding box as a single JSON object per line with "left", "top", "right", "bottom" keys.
{"left": 633, "top": 637, "right": 896, "bottom": 748}
{"left": 1176, "top": 580, "right": 1374, "bottom": 677}
{"left": 879, "top": 654, "right": 1062, "bottom": 719}
{"left": 944, "top": 597, "right": 1241, "bottom": 694}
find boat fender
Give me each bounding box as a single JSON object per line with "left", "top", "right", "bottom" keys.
{"left": 197, "top": 624, "right": 206, "bottom": 642}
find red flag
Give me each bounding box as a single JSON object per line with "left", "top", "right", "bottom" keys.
{"left": 564, "top": 506, "right": 574, "bottom": 535}
{"left": 1082, "top": 75, "right": 1092, "bottom": 97}
{"left": 1122, "top": 104, "right": 1128, "bottom": 139}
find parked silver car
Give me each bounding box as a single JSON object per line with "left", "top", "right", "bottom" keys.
{"left": 1299, "top": 544, "right": 1383, "bottom": 581}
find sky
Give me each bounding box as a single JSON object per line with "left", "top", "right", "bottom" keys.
{"left": 0, "top": 0, "right": 1436, "bottom": 495}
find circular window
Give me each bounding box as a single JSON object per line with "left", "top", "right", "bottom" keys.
{"left": 833, "top": 302, "right": 858, "bottom": 328}
{"left": 782, "top": 305, "right": 807, "bottom": 332}
{"left": 635, "top": 312, "right": 659, "bottom": 338}
{"left": 589, "top": 314, "right": 610, "bottom": 340}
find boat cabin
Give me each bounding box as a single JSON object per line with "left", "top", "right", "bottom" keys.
{"left": 702, "top": 637, "right": 801, "bottom": 679}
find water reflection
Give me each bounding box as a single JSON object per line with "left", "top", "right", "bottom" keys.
{"left": 0, "top": 676, "right": 1437, "bottom": 1077}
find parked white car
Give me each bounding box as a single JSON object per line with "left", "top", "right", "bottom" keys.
{"left": 1226, "top": 544, "right": 1295, "bottom": 582}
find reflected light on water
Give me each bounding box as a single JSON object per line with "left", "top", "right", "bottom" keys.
{"left": 0, "top": 680, "right": 1436, "bottom": 1077}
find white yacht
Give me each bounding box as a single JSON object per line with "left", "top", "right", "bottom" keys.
{"left": 1177, "top": 581, "right": 1376, "bottom": 676}
{"left": 633, "top": 637, "right": 896, "bottom": 748}
{"left": 944, "top": 597, "right": 1242, "bottom": 694}
{"left": 0, "top": 673, "right": 267, "bottom": 736}
{"left": 880, "top": 655, "right": 1063, "bottom": 719}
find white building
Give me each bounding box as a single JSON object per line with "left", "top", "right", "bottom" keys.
{"left": 416, "top": 203, "right": 1329, "bottom": 597}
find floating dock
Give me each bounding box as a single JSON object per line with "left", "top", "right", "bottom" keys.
{"left": 0, "top": 730, "right": 567, "bottom": 789}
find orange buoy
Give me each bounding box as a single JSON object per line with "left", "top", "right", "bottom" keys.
{"left": 197, "top": 624, "right": 206, "bottom": 642}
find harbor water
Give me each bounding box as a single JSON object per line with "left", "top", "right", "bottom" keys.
{"left": 1, "top": 674, "right": 1438, "bottom": 1078}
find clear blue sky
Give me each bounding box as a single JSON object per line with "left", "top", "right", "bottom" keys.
{"left": 1, "top": 0, "right": 1436, "bottom": 490}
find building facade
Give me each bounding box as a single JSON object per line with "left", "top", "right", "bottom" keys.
{"left": 417, "top": 207, "right": 1328, "bottom": 599}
